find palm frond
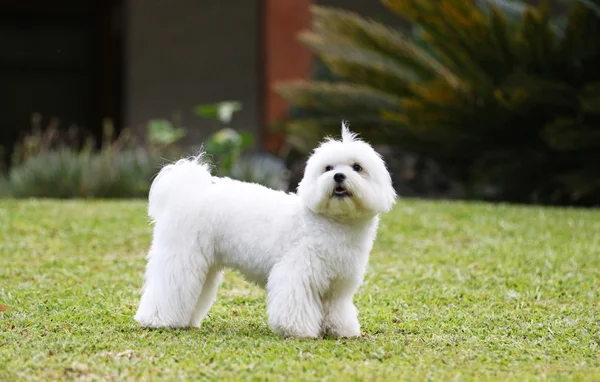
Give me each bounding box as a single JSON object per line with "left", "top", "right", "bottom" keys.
{"left": 310, "top": 6, "right": 461, "bottom": 88}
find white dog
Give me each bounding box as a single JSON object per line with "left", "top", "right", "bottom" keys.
{"left": 134, "top": 122, "right": 396, "bottom": 338}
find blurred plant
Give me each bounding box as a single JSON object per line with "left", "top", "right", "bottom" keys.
{"left": 194, "top": 101, "right": 243, "bottom": 124}
{"left": 230, "top": 153, "right": 290, "bottom": 191}
{"left": 7, "top": 148, "right": 162, "bottom": 198}
{"left": 277, "top": 0, "right": 600, "bottom": 205}
{"left": 147, "top": 119, "right": 185, "bottom": 149}
{"left": 193, "top": 100, "right": 289, "bottom": 189}
{"left": 204, "top": 128, "right": 254, "bottom": 176}
{"left": 0, "top": 176, "right": 10, "bottom": 198}
{"left": 4, "top": 120, "right": 165, "bottom": 199}
{"left": 11, "top": 113, "right": 85, "bottom": 166}
{"left": 1, "top": 100, "right": 291, "bottom": 198}
{"left": 146, "top": 112, "right": 187, "bottom": 160}
{"left": 193, "top": 100, "right": 250, "bottom": 175}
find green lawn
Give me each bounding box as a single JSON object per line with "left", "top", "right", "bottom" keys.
{"left": 1, "top": 199, "right": 598, "bottom": 381}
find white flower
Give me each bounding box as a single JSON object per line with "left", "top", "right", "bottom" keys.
{"left": 217, "top": 102, "right": 242, "bottom": 124}
{"left": 213, "top": 128, "right": 241, "bottom": 145}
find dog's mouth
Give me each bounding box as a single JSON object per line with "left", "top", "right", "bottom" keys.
{"left": 333, "top": 185, "right": 351, "bottom": 198}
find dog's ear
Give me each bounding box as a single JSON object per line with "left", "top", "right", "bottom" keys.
{"left": 341, "top": 121, "right": 357, "bottom": 143}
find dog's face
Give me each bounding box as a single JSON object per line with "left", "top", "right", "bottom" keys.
{"left": 297, "top": 123, "right": 396, "bottom": 219}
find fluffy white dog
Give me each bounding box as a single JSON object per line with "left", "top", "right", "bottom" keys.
{"left": 134, "top": 122, "right": 396, "bottom": 338}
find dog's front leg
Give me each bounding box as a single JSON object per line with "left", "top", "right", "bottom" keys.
{"left": 323, "top": 277, "right": 362, "bottom": 338}
{"left": 266, "top": 259, "right": 324, "bottom": 339}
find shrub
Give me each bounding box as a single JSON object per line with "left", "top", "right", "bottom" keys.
{"left": 5, "top": 122, "right": 169, "bottom": 199}
{"left": 201, "top": 128, "right": 289, "bottom": 191}
{"left": 277, "top": 0, "right": 600, "bottom": 206}
{"left": 1, "top": 114, "right": 184, "bottom": 198}
{"left": 197, "top": 101, "right": 289, "bottom": 189}
{"left": 0, "top": 177, "right": 10, "bottom": 198}
{"left": 230, "top": 153, "right": 290, "bottom": 191}
{"left": 7, "top": 149, "right": 164, "bottom": 199}
{"left": 1, "top": 101, "right": 289, "bottom": 198}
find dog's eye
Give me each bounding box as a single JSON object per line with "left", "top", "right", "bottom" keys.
{"left": 352, "top": 163, "right": 363, "bottom": 172}
{"left": 325, "top": 165, "right": 333, "bottom": 172}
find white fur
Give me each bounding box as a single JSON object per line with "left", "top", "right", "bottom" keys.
{"left": 134, "top": 122, "right": 396, "bottom": 338}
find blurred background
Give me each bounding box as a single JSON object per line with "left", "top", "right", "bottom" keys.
{"left": 1, "top": 0, "right": 598, "bottom": 206}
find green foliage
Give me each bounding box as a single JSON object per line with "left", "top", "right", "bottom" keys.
{"left": 278, "top": 0, "right": 600, "bottom": 205}
{"left": 194, "top": 100, "right": 243, "bottom": 124}
{"left": 194, "top": 100, "right": 250, "bottom": 175}
{"left": 7, "top": 149, "right": 162, "bottom": 199}
{"left": 147, "top": 119, "right": 186, "bottom": 148}
{"left": 196, "top": 101, "right": 289, "bottom": 189}
{"left": 0, "top": 177, "right": 10, "bottom": 198}
{"left": 230, "top": 153, "right": 290, "bottom": 191}
{"left": 10, "top": 114, "right": 96, "bottom": 167}
{"left": 0, "top": 101, "right": 288, "bottom": 198}
{"left": 4, "top": 122, "right": 167, "bottom": 199}
{"left": 203, "top": 128, "right": 289, "bottom": 190}
{"left": 0, "top": 117, "right": 176, "bottom": 199}
{"left": 204, "top": 128, "right": 254, "bottom": 176}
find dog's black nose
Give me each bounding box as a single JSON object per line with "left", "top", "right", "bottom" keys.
{"left": 333, "top": 173, "right": 346, "bottom": 183}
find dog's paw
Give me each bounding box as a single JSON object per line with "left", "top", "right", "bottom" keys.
{"left": 325, "top": 320, "right": 361, "bottom": 338}
{"left": 327, "top": 327, "right": 361, "bottom": 338}
{"left": 281, "top": 329, "right": 323, "bottom": 339}
{"left": 270, "top": 322, "right": 322, "bottom": 339}
{"left": 134, "top": 313, "right": 163, "bottom": 328}
{"left": 134, "top": 312, "right": 189, "bottom": 329}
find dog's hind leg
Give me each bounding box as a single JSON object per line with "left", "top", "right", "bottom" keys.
{"left": 134, "top": 223, "right": 213, "bottom": 328}
{"left": 189, "top": 267, "right": 223, "bottom": 327}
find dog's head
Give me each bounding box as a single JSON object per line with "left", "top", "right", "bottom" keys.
{"left": 297, "top": 122, "right": 396, "bottom": 219}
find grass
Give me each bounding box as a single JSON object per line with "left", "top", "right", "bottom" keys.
{"left": 0, "top": 199, "right": 598, "bottom": 381}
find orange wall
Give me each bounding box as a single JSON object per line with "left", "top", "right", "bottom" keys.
{"left": 262, "top": 0, "right": 312, "bottom": 152}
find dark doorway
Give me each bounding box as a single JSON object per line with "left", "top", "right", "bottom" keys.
{"left": 0, "top": 0, "right": 124, "bottom": 167}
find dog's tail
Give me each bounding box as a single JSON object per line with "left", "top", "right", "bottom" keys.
{"left": 148, "top": 153, "right": 212, "bottom": 222}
